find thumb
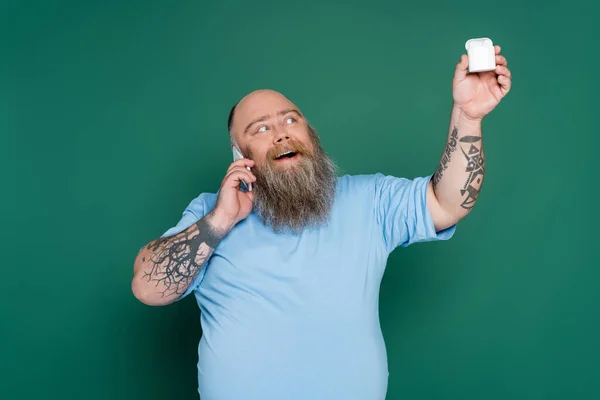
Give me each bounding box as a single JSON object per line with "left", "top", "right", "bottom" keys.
{"left": 454, "top": 54, "right": 469, "bottom": 82}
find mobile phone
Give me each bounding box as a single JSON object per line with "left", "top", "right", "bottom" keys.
{"left": 232, "top": 145, "right": 253, "bottom": 191}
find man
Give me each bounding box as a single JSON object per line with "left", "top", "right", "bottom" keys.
{"left": 132, "top": 46, "right": 511, "bottom": 399}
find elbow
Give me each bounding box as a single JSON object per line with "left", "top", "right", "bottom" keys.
{"left": 131, "top": 257, "right": 173, "bottom": 306}
{"left": 131, "top": 275, "right": 152, "bottom": 305}
{"left": 131, "top": 275, "right": 174, "bottom": 306}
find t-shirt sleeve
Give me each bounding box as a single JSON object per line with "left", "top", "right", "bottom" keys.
{"left": 158, "top": 193, "right": 209, "bottom": 300}
{"left": 374, "top": 173, "right": 456, "bottom": 253}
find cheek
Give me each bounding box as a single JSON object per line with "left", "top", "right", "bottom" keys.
{"left": 247, "top": 145, "right": 270, "bottom": 166}
{"left": 290, "top": 126, "right": 314, "bottom": 148}
{"left": 298, "top": 133, "right": 316, "bottom": 153}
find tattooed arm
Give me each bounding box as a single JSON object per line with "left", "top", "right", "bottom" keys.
{"left": 426, "top": 46, "right": 511, "bottom": 231}
{"left": 132, "top": 211, "right": 232, "bottom": 306}
{"left": 427, "top": 105, "right": 485, "bottom": 231}
{"left": 132, "top": 156, "right": 257, "bottom": 306}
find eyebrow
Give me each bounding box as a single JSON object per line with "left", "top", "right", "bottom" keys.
{"left": 244, "top": 108, "right": 302, "bottom": 134}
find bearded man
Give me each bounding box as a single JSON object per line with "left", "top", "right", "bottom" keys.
{"left": 132, "top": 46, "right": 511, "bottom": 400}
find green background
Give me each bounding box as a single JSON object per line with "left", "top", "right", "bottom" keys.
{"left": 2, "top": 0, "right": 598, "bottom": 399}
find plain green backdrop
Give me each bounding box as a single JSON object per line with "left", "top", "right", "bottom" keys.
{"left": 1, "top": 0, "right": 598, "bottom": 399}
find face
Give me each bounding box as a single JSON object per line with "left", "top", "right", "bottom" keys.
{"left": 229, "top": 90, "right": 338, "bottom": 233}
{"left": 231, "top": 90, "right": 314, "bottom": 170}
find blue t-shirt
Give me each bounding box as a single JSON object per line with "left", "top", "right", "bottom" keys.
{"left": 160, "top": 173, "right": 456, "bottom": 400}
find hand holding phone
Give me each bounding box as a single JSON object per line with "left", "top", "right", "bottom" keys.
{"left": 232, "top": 145, "right": 253, "bottom": 191}
{"left": 210, "top": 148, "right": 256, "bottom": 230}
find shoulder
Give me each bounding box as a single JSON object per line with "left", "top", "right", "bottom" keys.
{"left": 334, "top": 173, "right": 387, "bottom": 207}
{"left": 184, "top": 192, "right": 218, "bottom": 219}
{"left": 337, "top": 173, "right": 380, "bottom": 188}
{"left": 336, "top": 172, "right": 399, "bottom": 192}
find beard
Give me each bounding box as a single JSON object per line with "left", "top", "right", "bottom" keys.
{"left": 248, "top": 127, "right": 338, "bottom": 233}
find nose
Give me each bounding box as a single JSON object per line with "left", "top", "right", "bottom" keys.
{"left": 273, "top": 128, "right": 290, "bottom": 144}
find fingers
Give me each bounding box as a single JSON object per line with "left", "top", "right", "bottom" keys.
{"left": 495, "top": 63, "right": 512, "bottom": 95}
{"left": 223, "top": 167, "right": 257, "bottom": 188}
{"left": 225, "top": 166, "right": 256, "bottom": 181}
{"left": 227, "top": 158, "right": 255, "bottom": 173}
{"left": 495, "top": 54, "right": 507, "bottom": 66}
{"left": 493, "top": 46, "right": 511, "bottom": 94}
{"left": 495, "top": 64, "right": 511, "bottom": 78}
{"left": 497, "top": 74, "right": 511, "bottom": 95}
{"left": 457, "top": 45, "right": 505, "bottom": 80}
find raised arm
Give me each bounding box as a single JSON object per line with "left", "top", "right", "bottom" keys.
{"left": 426, "top": 44, "right": 512, "bottom": 231}
{"left": 427, "top": 106, "right": 484, "bottom": 230}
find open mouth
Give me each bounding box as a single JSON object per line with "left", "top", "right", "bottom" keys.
{"left": 274, "top": 151, "right": 298, "bottom": 161}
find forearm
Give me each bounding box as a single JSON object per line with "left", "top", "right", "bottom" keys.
{"left": 132, "top": 210, "right": 232, "bottom": 306}
{"left": 432, "top": 105, "right": 485, "bottom": 219}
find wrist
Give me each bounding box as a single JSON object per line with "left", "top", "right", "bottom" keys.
{"left": 453, "top": 104, "right": 483, "bottom": 125}
{"left": 206, "top": 209, "right": 235, "bottom": 236}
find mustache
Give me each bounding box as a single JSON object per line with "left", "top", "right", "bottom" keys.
{"left": 266, "top": 139, "right": 311, "bottom": 160}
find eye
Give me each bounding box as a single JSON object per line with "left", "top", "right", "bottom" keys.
{"left": 284, "top": 116, "right": 296, "bottom": 124}
{"left": 257, "top": 125, "right": 268, "bottom": 133}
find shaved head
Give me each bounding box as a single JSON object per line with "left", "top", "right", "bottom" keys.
{"left": 228, "top": 90, "right": 299, "bottom": 141}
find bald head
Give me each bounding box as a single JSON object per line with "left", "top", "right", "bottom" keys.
{"left": 228, "top": 89, "right": 300, "bottom": 141}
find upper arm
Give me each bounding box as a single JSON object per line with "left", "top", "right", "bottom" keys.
{"left": 375, "top": 173, "right": 456, "bottom": 253}
{"left": 425, "top": 178, "right": 462, "bottom": 232}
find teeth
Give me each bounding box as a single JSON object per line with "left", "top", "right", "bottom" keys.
{"left": 277, "top": 151, "right": 294, "bottom": 158}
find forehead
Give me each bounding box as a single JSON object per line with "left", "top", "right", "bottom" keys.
{"left": 234, "top": 91, "right": 298, "bottom": 128}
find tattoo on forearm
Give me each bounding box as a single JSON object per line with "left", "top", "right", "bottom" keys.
{"left": 433, "top": 126, "right": 459, "bottom": 189}
{"left": 141, "top": 218, "right": 222, "bottom": 298}
{"left": 458, "top": 136, "right": 485, "bottom": 209}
